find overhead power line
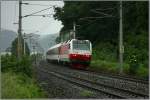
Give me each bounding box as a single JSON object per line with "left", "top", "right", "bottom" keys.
{"left": 23, "top": 3, "right": 54, "bottom": 7}
{"left": 91, "top": 9, "right": 114, "bottom": 17}
{"left": 94, "top": 7, "right": 117, "bottom": 11}
{"left": 79, "top": 16, "right": 115, "bottom": 20}
{"left": 25, "top": 14, "right": 54, "bottom": 17}
{"left": 22, "top": 6, "right": 53, "bottom": 18}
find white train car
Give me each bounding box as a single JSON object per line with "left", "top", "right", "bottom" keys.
{"left": 46, "top": 39, "right": 92, "bottom": 69}
{"left": 46, "top": 43, "right": 61, "bottom": 62}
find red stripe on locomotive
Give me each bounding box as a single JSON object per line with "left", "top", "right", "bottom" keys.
{"left": 69, "top": 54, "right": 91, "bottom": 61}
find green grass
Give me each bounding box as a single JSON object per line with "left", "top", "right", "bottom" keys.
{"left": 91, "top": 41, "right": 148, "bottom": 79}
{"left": 89, "top": 59, "right": 148, "bottom": 79}
{"left": 90, "top": 60, "right": 130, "bottom": 74}
{"left": 80, "top": 90, "right": 94, "bottom": 97}
{"left": 2, "top": 72, "right": 47, "bottom": 99}
{"left": 136, "top": 64, "right": 149, "bottom": 79}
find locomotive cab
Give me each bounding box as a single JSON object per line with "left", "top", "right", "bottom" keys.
{"left": 69, "top": 39, "right": 92, "bottom": 67}
{"left": 46, "top": 39, "right": 92, "bottom": 69}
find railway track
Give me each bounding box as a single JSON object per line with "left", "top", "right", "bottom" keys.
{"left": 42, "top": 60, "right": 148, "bottom": 85}
{"left": 65, "top": 68, "right": 149, "bottom": 96}
{"left": 85, "top": 69, "right": 149, "bottom": 84}
{"left": 42, "top": 61, "right": 149, "bottom": 96}
{"left": 37, "top": 65, "right": 149, "bottom": 99}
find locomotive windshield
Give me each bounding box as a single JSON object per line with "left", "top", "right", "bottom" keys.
{"left": 72, "top": 40, "right": 90, "bottom": 50}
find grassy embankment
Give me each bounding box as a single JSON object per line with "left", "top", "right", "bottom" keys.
{"left": 1, "top": 55, "right": 47, "bottom": 98}
{"left": 2, "top": 72, "right": 46, "bottom": 98}
{"left": 89, "top": 42, "right": 148, "bottom": 79}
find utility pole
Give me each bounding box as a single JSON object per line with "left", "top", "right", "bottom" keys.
{"left": 18, "top": 0, "right": 23, "bottom": 59}
{"left": 32, "top": 45, "right": 36, "bottom": 65}
{"left": 119, "top": 1, "right": 124, "bottom": 74}
{"left": 23, "top": 33, "right": 27, "bottom": 55}
{"left": 29, "top": 35, "right": 32, "bottom": 54}
{"left": 0, "top": 1, "right": 1, "bottom": 43}
{"left": 24, "top": 34, "right": 25, "bottom": 55}
{"left": 73, "top": 21, "right": 76, "bottom": 39}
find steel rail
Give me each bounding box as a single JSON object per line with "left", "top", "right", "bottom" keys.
{"left": 83, "top": 69, "right": 149, "bottom": 84}
{"left": 39, "top": 61, "right": 149, "bottom": 97}
{"left": 43, "top": 60, "right": 148, "bottom": 84}
{"left": 37, "top": 66, "right": 148, "bottom": 99}
{"left": 37, "top": 67, "right": 125, "bottom": 98}
{"left": 51, "top": 69, "right": 149, "bottom": 99}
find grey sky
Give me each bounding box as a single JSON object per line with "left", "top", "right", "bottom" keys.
{"left": 1, "top": 1, "right": 64, "bottom": 35}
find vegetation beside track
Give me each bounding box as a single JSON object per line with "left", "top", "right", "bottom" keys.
{"left": 90, "top": 59, "right": 148, "bottom": 79}
{"left": 89, "top": 46, "right": 148, "bottom": 79}
{"left": 1, "top": 55, "right": 47, "bottom": 98}
{"left": 1, "top": 72, "right": 46, "bottom": 98}
{"left": 54, "top": 1, "right": 148, "bottom": 79}
{"left": 80, "top": 90, "right": 94, "bottom": 97}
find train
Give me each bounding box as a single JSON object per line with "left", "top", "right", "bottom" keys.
{"left": 46, "top": 39, "right": 92, "bottom": 69}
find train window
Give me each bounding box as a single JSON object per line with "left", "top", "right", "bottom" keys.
{"left": 68, "top": 44, "right": 70, "bottom": 49}
{"left": 73, "top": 40, "right": 90, "bottom": 50}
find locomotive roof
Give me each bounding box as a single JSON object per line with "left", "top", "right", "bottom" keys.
{"left": 47, "top": 43, "right": 62, "bottom": 51}
{"left": 46, "top": 39, "right": 91, "bottom": 52}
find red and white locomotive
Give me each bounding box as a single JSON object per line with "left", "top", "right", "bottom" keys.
{"left": 46, "top": 39, "right": 92, "bottom": 69}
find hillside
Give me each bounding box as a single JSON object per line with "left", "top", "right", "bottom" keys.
{"left": 38, "top": 33, "right": 59, "bottom": 54}
{"left": 0, "top": 29, "right": 17, "bottom": 52}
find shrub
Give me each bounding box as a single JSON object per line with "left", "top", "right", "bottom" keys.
{"left": 92, "top": 42, "right": 117, "bottom": 62}
{"left": 128, "top": 55, "right": 139, "bottom": 74}
{"left": 1, "top": 55, "right": 32, "bottom": 77}
{"left": 90, "top": 59, "right": 148, "bottom": 79}
{"left": 1, "top": 55, "right": 17, "bottom": 72}
{"left": 136, "top": 65, "right": 149, "bottom": 79}
{"left": 90, "top": 60, "right": 129, "bottom": 74}
{"left": 17, "top": 56, "right": 32, "bottom": 77}
{"left": 2, "top": 72, "right": 46, "bottom": 98}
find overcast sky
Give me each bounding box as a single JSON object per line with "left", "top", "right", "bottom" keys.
{"left": 1, "top": 1, "right": 64, "bottom": 35}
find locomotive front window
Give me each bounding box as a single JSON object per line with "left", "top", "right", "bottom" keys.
{"left": 72, "top": 40, "right": 90, "bottom": 50}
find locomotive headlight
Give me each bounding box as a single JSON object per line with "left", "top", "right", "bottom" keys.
{"left": 85, "top": 55, "right": 90, "bottom": 57}
{"left": 73, "top": 54, "right": 77, "bottom": 56}
{"left": 70, "top": 54, "right": 77, "bottom": 57}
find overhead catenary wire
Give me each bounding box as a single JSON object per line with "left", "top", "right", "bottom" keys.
{"left": 94, "top": 7, "right": 117, "bottom": 11}
{"left": 22, "top": 6, "right": 53, "bottom": 18}
{"left": 24, "top": 14, "right": 54, "bottom": 17}
{"left": 79, "top": 16, "right": 115, "bottom": 20}
{"left": 22, "top": 3, "right": 56, "bottom": 7}
{"left": 91, "top": 9, "right": 114, "bottom": 17}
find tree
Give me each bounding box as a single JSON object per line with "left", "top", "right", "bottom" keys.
{"left": 11, "top": 37, "right": 30, "bottom": 57}
{"left": 54, "top": 1, "right": 119, "bottom": 44}
{"left": 54, "top": 1, "right": 148, "bottom": 67}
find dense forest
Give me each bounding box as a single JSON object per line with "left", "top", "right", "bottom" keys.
{"left": 53, "top": 1, "right": 148, "bottom": 77}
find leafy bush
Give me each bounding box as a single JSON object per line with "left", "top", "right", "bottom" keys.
{"left": 90, "top": 60, "right": 129, "bottom": 74}
{"left": 92, "top": 42, "right": 117, "bottom": 62}
{"left": 17, "top": 56, "right": 32, "bottom": 77}
{"left": 90, "top": 59, "right": 148, "bottom": 79}
{"left": 1, "top": 55, "right": 32, "bottom": 77}
{"left": 91, "top": 40, "right": 148, "bottom": 78}
{"left": 124, "top": 32, "right": 148, "bottom": 75}
{"left": 1, "top": 55, "right": 17, "bottom": 72}
{"left": 136, "top": 64, "right": 149, "bottom": 79}
{"left": 2, "top": 72, "right": 47, "bottom": 98}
